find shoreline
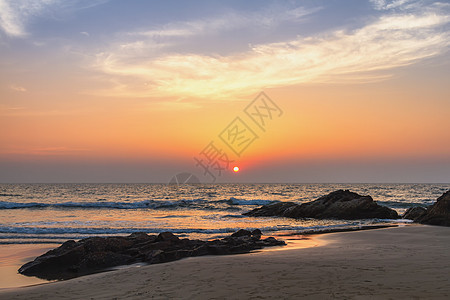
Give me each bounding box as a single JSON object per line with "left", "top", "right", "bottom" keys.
{"left": 1, "top": 224, "right": 449, "bottom": 299}
{"left": 1, "top": 223, "right": 402, "bottom": 289}
{"left": 274, "top": 223, "right": 402, "bottom": 236}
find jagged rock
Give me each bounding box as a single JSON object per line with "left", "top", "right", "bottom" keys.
{"left": 416, "top": 190, "right": 450, "bottom": 226}
{"left": 19, "top": 230, "right": 285, "bottom": 280}
{"left": 244, "top": 190, "right": 398, "bottom": 220}
{"left": 261, "top": 237, "right": 279, "bottom": 245}
{"left": 231, "top": 229, "right": 252, "bottom": 237}
{"left": 245, "top": 202, "right": 298, "bottom": 217}
{"left": 251, "top": 229, "right": 262, "bottom": 238}
{"left": 402, "top": 207, "right": 427, "bottom": 221}
{"left": 156, "top": 232, "right": 179, "bottom": 242}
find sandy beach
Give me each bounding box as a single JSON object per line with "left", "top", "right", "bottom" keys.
{"left": 1, "top": 225, "right": 449, "bottom": 299}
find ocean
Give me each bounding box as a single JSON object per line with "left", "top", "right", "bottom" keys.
{"left": 1, "top": 183, "right": 449, "bottom": 245}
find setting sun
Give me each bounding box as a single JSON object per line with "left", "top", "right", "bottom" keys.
{"left": 233, "top": 166, "right": 240, "bottom": 173}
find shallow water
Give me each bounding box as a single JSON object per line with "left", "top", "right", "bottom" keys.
{"left": 0, "top": 244, "right": 56, "bottom": 289}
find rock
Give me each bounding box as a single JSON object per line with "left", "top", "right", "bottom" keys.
{"left": 18, "top": 236, "right": 137, "bottom": 280}
{"left": 231, "top": 229, "right": 252, "bottom": 237}
{"left": 145, "top": 250, "right": 164, "bottom": 263}
{"left": 244, "top": 190, "right": 398, "bottom": 220}
{"left": 245, "top": 202, "right": 298, "bottom": 217}
{"left": 261, "top": 237, "right": 285, "bottom": 246}
{"left": 129, "top": 232, "right": 154, "bottom": 240}
{"left": 251, "top": 229, "right": 262, "bottom": 238}
{"left": 19, "top": 229, "right": 285, "bottom": 280}
{"left": 191, "top": 244, "right": 209, "bottom": 257}
{"left": 416, "top": 190, "right": 450, "bottom": 226}
{"left": 156, "top": 232, "right": 179, "bottom": 242}
{"left": 402, "top": 207, "right": 427, "bottom": 221}
{"left": 206, "top": 244, "right": 231, "bottom": 255}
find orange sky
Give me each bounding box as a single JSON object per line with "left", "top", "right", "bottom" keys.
{"left": 2, "top": 62, "right": 449, "bottom": 183}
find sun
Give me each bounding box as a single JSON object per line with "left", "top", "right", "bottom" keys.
{"left": 233, "top": 166, "right": 240, "bottom": 173}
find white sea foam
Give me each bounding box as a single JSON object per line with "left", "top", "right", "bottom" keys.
{"left": 0, "top": 198, "right": 277, "bottom": 210}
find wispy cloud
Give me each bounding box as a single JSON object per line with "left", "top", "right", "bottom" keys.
{"left": 370, "top": 0, "right": 415, "bottom": 10}
{"left": 0, "top": 0, "right": 107, "bottom": 37}
{"left": 130, "top": 6, "right": 320, "bottom": 40}
{"left": 29, "top": 146, "right": 89, "bottom": 155}
{"left": 0, "top": 145, "right": 90, "bottom": 156}
{"left": 9, "top": 84, "right": 26, "bottom": 92}
{"left": 0, "top": 0, "right": 23, "bottom": 36}
{"left": 0, "top": 105, "right": 90, "bottom": 117}
{"left": 105, "top": 5, "right": 321, "bottom": 65}
{"left": 370, "top": 0, "right": 450, "bottom": 11}
{"left": 0, "top": 0, "right": 59, "bottom": 37}
{"left": 93, "top": 4, "right": 450, "bottom": 100}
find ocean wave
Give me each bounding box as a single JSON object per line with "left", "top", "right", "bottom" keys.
{"left": 0, "top": 198, "right": 278, "bottom": 210}
{"left": 224, "top": 197, "right": 277, "bottom": 206}
{"left": 0, "top": 235, "right": 88, "bottom": 240}
{"left": 0, "top": 241, "right": 64, "bottom": 244}
{"left": 376, "top": 200, "right": 428, "bottom": 208}
{"left": 0, "top": 200, "right": 177, "bottom": 210}
{"left": 221, "top": 214, "right": 246, "bottom": 218}
{"left": 0, "top": 221, "right": 393, "bottom": 236}
{"left": 378, "top": 219, "right": 413, "bottom": 223}
{"left": 0, "top": 193, "right": 22, "bottom": 197}
{"left": 0, "top": 226, "right": 242, "bottom": 235}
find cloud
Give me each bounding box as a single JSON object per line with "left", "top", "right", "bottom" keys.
{"left": 369, "top": 0, "right": 450, "bottom": 11}
{"left": 130, "top": 6, "right": 320, "bottom": 40}
{"left": 0, "top": 0, "right": 107, "bottom": 37}
{"left": 0, "top": 146, "right": 90, "bottom": 156}
{"left": 10, "top": 84, "right": 26, "bottom": 92}
{"left": 80, "top": 31, "right": 90, "bottom": 37}
{"left": 0, "top": 0, "right": 23, "bottom": 36}
{"left": 0, "top": 0, "right": 58, "bottom": 37}
{"left": 370, "top": 0, "right": 415, "bottom": 10}
{"left": 29, "top": 146, "right": 89, "bottom": 155}
{"left": 93, "top": 7, "right": 450, "bottom": 100}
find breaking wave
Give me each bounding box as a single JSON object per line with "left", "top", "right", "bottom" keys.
{"left": 0, "top": 198, "right": 278, "bottom": 210}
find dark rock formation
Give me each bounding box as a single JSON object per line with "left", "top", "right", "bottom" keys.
{"left": 231, "top": 229, "right": 261, "bottom": 238}
{"left": 415, "top": 190, "right": 450, "bottom": 226}
{"left": 19, "top": 230, "right": 285, "bottom": 280}
{"left": 244, "top": 190, "right": 398, "bottom": 220}
{"left": 402, "top": 206, "right": 427, "bottom": 221}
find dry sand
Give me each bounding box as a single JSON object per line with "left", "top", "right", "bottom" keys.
{"left": 1, "top": 225, "right": 449, "bottom": 299}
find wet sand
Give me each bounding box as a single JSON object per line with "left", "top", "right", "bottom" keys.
{"left": 0, "top": 244, "right": 55, "bottom": 289}
{"left": 1, "top": 225, "right": 449, "bottom": 299}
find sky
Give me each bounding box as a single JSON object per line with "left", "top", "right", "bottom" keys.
{"left": 0, "top": 0, "right": 449, "bottom": 183}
